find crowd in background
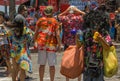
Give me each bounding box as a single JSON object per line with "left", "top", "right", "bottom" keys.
{"left": 0, "top": 3, "right": 120, "bottom": 81}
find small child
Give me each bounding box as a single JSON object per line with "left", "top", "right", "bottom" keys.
{"left": 9, "top": 18, "right": 33, "bottom": 81}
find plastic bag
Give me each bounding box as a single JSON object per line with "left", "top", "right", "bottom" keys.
{"left": 60, "top": 45, "right": 84, "bottom": 79}
{"left": 103, "top": 46, "right": 118, "bottom": 77}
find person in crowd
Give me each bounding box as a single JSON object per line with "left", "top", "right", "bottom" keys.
{"left": 34, "top": 6, "right": 61, "bottom": 81}
{"left": 30, "top": 7, "right": 35, "bottom": 17}
{"left": 15, "top": 5, "right": 29, "bottom": 26}
{"left": 30, "top": 0, "right": 34, "bottom": 6}
{"left": 82, "top": 9, "right": 112, "bottom": 81}
{"left": 5, "top": 5, "right": 29, "bottom": 28}
{"left": 84, "top": 5, "right": 90, "bottom": 13}
{"left": 35, "top": 7, "right": 42, "bottom": 18}
{"left": 115, "top": 7, "right": 120, "bottom": 42}
{"left": 109, "top": 21, "right": 115, "bottom": 40}
{"left": 58, "top": 6, "right": 85, "bottom": 81}
{"left": 15, "top": 5, "right": 35, "bottom": 79}
{"left": 9, "top": 17, "right": 33, "bottom": 81}
{"left": 0, "top": 11, "right": 11, "bottom": 77}
{"left": 13, "top": 5, "right": 33, "bottom": 80}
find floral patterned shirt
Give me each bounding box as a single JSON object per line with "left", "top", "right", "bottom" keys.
{"left": 36, "top": 17, "right": 59, "bottom": 52}
{"left": 59, "top": 14, "right": 83, "bottom": 46}
{"left": 83, "top": 29, "right": 112, "bottom": 69}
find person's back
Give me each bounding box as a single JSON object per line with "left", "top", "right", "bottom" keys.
{"left": 58, "top": 6, "right": 85, "bottom": 81}
{"left": 34, "top": 6, "right": 61, "bottom": 81}
{"left": 36, "top": 16, "right": 58, "bottom": 51}
{"left": 58, "top": 6, "right": 84, "bottom": 53}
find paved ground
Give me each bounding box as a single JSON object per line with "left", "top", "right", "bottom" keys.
{"left": 0, "top": 42, "right": 120, "bottom": 81}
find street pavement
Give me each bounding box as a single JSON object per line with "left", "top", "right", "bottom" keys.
{"left": 0, "top": 42, "right": 120, "bottom": 81}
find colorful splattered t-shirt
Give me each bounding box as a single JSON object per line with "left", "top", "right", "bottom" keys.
{"left": 36, "top": 17, "right": 59, "bottom": 52}
{"left": 83, "top": 29, "right": 112, "bottom": 68}
{"left": 9, "top": 27, "right": 34, "bottom": 73}
{"left": 59, "top": 14, "right": 83, "bottom": 46}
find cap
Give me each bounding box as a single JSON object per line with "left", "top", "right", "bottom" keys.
{"left": 44, "top": 6, "right": 54, "bottom": 16}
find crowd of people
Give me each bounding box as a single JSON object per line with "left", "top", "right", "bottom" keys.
{"left": 0, "top": 3, "right": 119, "bottom": 81}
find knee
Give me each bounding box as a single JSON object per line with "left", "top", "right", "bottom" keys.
{"left": 39, "top": 65, "right": 45, "bottom": 69}
{"left": 50, "top": 66, "right": 55, "bottom": 70}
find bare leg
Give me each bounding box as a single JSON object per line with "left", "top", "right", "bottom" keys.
{"left": 19, "top": 68, "right": 25, "bottom": 81}
{"left": 39, "top": 65, "right": 45, "bottom": 81}
{"left": 11, "top": 59, "right": 19, "bottom": 81}
{"left": 5, "top": 59, "right": 11, "bottom": 76}
{"left": 49, "top": 66, "right": 55, "bottom": 81}
{"left": 66, "top": 77, "right": 69, "bottom": 81}
{"left": 3, "top": 45, "right": 11, "bottom": 77}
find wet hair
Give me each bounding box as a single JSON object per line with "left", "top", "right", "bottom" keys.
{"left": 14, "top": 18, "right": 24, "bottom": 38}
{"left": 83, "top": 10, "right": 109, "bottom": 35}
{"left": 0, "top": 11, "right": 5, "bottom": 18}
{"left": 18, "top": 5, "right": 26, "bottom": 13}
{"left": 15, "top": 26, "right": 24, "bottom": 39}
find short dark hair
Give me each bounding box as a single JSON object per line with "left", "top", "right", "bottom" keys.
{"left": 85, "top": 5, "right": 89, "bottom": 10}
{"left": 18, "top": 5, "right": 26, "bottom": 13}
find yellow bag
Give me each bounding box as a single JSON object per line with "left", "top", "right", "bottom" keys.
{"left": 103, "top": 46, "right": 118, "bottom": 77}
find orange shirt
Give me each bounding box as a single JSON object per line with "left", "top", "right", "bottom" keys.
{"left": 36, "top": 17, "right": 59, "bottom": 52}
